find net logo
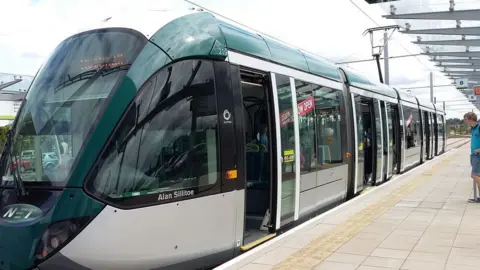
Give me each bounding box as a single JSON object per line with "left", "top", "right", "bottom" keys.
{"left": 1, "top": 204, "right": 43, "bottom": 223}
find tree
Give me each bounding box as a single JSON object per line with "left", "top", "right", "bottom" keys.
{"left": 0, "top": 124, "right": 11, "bottom": 152}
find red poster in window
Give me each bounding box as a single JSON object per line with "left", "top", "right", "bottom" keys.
{"left": 298, "top": 96, "right": 315, "bottom": 117}
{"left": 406, "top": 114, "right": 413, "bottom": 127}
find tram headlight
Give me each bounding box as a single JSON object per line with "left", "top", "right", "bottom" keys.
{"left": 35, "top": 217, "right": 90, "bottom": 263}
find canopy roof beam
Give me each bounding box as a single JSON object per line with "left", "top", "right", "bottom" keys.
{"left": 433, "top": 58, "right": 480, "bottom": 65}
{"left": 446, "top": 72, "right": 480, "bottom": 76}
{"left": 424, "top": 51, "right": 480, "bottom": 57}
{"left": 400, "top": 26, "right": 480, "bottom": 36}
{"left": 0, "top": 79, "right": 22, "bottom": 91}
{"left": 437, "top": 64, "right": 480, "bottom": 69}
{"left": 414, "top": 39, "right": 480, "bottom": 47}
{"left": 384, "top": 9, "right": 480, "bottom": 21}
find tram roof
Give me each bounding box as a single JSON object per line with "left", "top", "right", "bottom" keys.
{"left": 81, "top": 11, "right": 341, "bottom": 82}
{"left": 74, "top": 11, "right": 405, "bottom": 97}
{"left": 341, "top": 67, "right": 398, "bottom": 99}
{"left": 417, "top": 98, "right": 435, "bottom": 111}
{"left": 433, "top": 104, "right": 445, "bottom": 114}
{"left": 395, "top": 89, "right": 418, "bottom": 106}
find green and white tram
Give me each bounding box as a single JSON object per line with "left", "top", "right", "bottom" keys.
{"left": 0, "top": 10, "right": 446, "bottom": 270}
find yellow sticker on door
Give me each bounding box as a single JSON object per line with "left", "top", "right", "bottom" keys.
{"left": 283, "top": 149, "right": 295, "bottom": 163}
{"left": 284, "top": 155, "right": 294, "bottom": 163}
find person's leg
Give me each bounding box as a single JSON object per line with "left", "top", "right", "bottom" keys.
{"left": 469, "top": 155, "right": 480, "bottom": 202}
{"left": 473, "top": 174, "right": 480, "bottom": 195}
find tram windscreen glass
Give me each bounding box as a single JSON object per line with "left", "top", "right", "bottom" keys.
{"left": 0, "top": 29, "right": 146, "bottom": 187}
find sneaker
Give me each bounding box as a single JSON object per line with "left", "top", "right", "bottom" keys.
{"left": 468, "top": 198, "right": 480, "bottom": 203}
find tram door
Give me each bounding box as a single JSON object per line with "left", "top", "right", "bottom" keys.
{"left": 420, "top": 111, "right": 426, "bottom": 163}
{"left": 391, "top": 104, "right": 401, "bottom": 174}
{"left": 239, "top": 69, "right": 277, "bottom": 249}
{"left": 373, "top": 100, "right": 384, "bottom": 184}
{"left": 272, "top": 74, "right": 299, "bottom": 228}
{"left": 423, "top": 111, "right": 431, "bottom": 159}
{"left": 385, "top": 102, "right": 394, "bottom": 179}
{"left": 429, "top": 113, "right": 435, "bottom": 158}
{"left": 352, "top": 93, "right": 381, "bottom": 191}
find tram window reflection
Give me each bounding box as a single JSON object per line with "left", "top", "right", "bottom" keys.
{"left": 90, "top": 60, "right": 220, "bottom": 205}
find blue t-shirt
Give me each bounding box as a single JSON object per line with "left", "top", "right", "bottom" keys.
{"left": 260, "top": 135, "right": 268, "bottom": 148}
{"left": 472, "top": 123, "right": 480, "bottom": 155}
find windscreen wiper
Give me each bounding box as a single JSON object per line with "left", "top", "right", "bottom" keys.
{"left": 55, "top": 64, "right": 131, "bottom": 92}
{"left": 5, "top": 130, "right": 26, "bottom": 197}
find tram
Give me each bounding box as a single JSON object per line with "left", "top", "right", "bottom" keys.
{"left": 0, "top": 9, "right": 446, "bottom": 270}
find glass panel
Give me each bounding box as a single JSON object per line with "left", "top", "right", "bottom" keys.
{"left": 295, "top": 80, "right": 343, "bottom": 173}
{"left": 386, "top": 103, "right": 394, "bottom": 175}
{"left": 1, "top": 30, "right": 146, "bottom": 188}
{"left": 438, "top": 115, "right": 444, "bottom": 152}
{"left": 430, "top": 113, "right": 434, "bottom": 156}
{"left": 88, "top": 60, "right": 220, "bottom": 206}
{"left": 380, "top": 101, "right": 388, "bottom": 176}
{"left": 403, "top": 105, "right": 421, "bottom": 165}
{"left": 353, "top": 94, "right": 364, "bottom": 191}
{"left": 295, "top": 81, "right": 316, "bottom": 174}
{"left": 314, "top": 87, "right": 343, "bottom": 167}
{"left": 275, "top": 74, "right": 296, "bottom": 225}
{"left": 374, "top": 100, "right": 383, "bottom": 182}
{"left": 424, "top": 112, "right": 429, "bottom": 159}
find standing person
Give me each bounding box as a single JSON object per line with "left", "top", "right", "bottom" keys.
{"left": 464, "top": 112, "right": 480, "bottom": 203}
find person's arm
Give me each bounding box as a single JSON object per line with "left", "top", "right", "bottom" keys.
{"left": 474, "top": 148, "right": 480, "bottom": 155}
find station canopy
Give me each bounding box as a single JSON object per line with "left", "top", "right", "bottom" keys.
{"left": 381, "top": 0, "right": 480, "bottom": 110}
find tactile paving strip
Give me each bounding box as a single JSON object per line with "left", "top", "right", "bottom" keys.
{"left": 272, "top": 153, "right": 457, "bottom": 269}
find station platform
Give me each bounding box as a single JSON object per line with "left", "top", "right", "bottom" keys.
{"left": 217, "top": 138, "right": 477, "bottom": 270}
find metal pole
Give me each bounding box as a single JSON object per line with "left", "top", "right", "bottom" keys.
{"left": 443, "top": 101, "right": 446, "bottom": 111}
{"left": 430, "top": 72, "right": 434, "bottom": 103}
{"left": 384, "top": 31, "right": 390, "bottom": 85}
{"left": 375, "top": 55, "right": 384, "bottom": 83}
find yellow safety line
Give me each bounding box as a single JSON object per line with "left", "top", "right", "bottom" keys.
{"left": 272, "top": 153, "right": 458, "bottom": 269}
{"left": 241, "top": 233, "right": 277, "bottom": 252}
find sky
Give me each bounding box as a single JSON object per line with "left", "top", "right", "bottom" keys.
{"left": 0, "top": 0, "right": 478, "bottom": 118}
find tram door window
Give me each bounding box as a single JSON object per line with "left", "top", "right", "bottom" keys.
{"left": 423, "top": 111, "right": 431, "bottom": 159}
{"left": 430, "top": 113, "right": 435, "bottom": 158}
{"left": 389, "top": 104, "right": 399, "bottom": 173}
{"left": 380, "top": 101, "right": 389, "bottom": 179}
{"left": 275, "top": 74, "right": 297, "bottom": 227}
{"left": 240, "top": 70, "right": 274, "bottom": 244}
{"left": 373, "top": 100, "right": 383, "bottom": 184}
{"left": 352, "top": 94, "right": 364, "bottom": 193}
{"left": 438, "top": 114, "right": 444, "bottom": 154}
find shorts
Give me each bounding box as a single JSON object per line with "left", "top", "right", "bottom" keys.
{"left": 471, "top": 155, "right": 480, "bottom": 175}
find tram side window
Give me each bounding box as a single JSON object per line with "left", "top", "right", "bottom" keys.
{"left": 402, "top": 106, "right": 420, "bottom": 149}
{"left": 438, "top": 115, "right": 444, "bottom": 139}
{"left": 87, "top": 60, "right": 220, "bottom": 206}
{"left": 295, "top": 79, "right": 343, "bottom": 174}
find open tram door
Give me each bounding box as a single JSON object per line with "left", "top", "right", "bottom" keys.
{"left": 237, "top": 68, "right": 278, "bottom": 251}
